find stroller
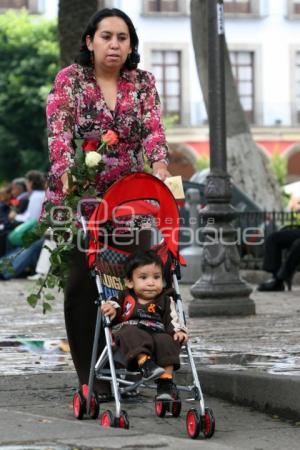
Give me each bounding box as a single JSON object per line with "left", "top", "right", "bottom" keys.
{"left": 72, "top": 172, "right": 215, "bottom": 440}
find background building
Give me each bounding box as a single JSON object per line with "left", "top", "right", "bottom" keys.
{"left": 1, "top": 0, "right": 300, "bottom": 181}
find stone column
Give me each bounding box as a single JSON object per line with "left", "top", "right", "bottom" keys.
{"left": 181, "top": 189, "right": 203, "bottom": 283}
{"left": 188, "top": 0, "right": 255, "bottom": 316}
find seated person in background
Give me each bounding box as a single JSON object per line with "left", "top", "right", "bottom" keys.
{"left": 258, "top": 193, "right": 300, "bottom": 292}
{"left": 27, "top": 238, "right": 57, "bottom": 281}
{"left": 10, "top": 177, "right": 29, "bottom": 215}
{"left": 1, "top": 171, "right": 45, "bottom": 257}
{"left": 8, "top": 170, "right": 45, "bottom": 225}
{"left": 0, "top": 185, "right": 12, "bottom": 226}
{"left": 0, "top": 238, "right": 44, "bottom": 281}
{"left": 0, "top": 185, "right": 12, "bottom": 257}
{"left": 101, "top": 250, "right": 188, "bottom": 400}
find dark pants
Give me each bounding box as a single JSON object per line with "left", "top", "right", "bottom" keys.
{"left": 263, "top": 228, "right": 300, "bottom": 280}
{"left": 0, "top": 238, "right": 43, "bottom": 280}
{"left": 64, "top": 248, "right": 110, "bottom": 394}
{"left": 114, "top": 325, "right": 181, "bottom": 371}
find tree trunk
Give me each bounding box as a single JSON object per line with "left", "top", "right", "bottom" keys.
{"left": 58, "top": 0, "right": 98, "bottom": 67}
{"left": 190, "top": 0, "right": 282, "bottom": 210}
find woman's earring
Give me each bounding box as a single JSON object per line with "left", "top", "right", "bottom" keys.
{"left": 90, "top": 51, "right": 94, "bottom": 66}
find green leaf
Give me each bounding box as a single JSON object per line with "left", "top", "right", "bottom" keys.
{"left": 42, "top": 302, "right": 52, "bottom": 314}
{"left": 27, "top": 293, "right": 40, "bottom": 308}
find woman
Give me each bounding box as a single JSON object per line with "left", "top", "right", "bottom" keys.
{"left": 46, "top": 8, "right": 170, "bottom": 399}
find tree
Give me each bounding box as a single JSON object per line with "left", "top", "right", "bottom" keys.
{"left": 58, "top": 0, "right": 98, "bottom": 67}
{"left": 190, "top": 0, "right": 282, "bottom": 210}
{"left": 0, "top": 11, "right": 59, "bottom": 181}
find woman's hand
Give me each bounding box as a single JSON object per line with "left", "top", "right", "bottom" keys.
{"left": 152, "top": 162, "right": 171, "bottom": 182}
{"left": 101, "top": 303, "right": 117, "bottom": 320}
{"left": 61, "top": 172, "right": 78, "bottom": 194}
{"left": 173, "top": 331, "right": 188, "bottom": 344}
{"left": 61, "top": 172, "right": 70, "bottom": 194}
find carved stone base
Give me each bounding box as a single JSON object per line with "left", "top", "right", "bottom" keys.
{"left": 188, "top": 295, "right": 256, "bottom": 317}
{"left": 189, "top": 274, "right": 255, "bottom": 316}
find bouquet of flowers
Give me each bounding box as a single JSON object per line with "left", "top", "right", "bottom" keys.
{"left": 27, "top": 130, "right": 119, "bottom": 313}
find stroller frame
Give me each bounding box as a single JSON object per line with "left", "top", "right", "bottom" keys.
{"left": 74, "top": 173, "right": 215, "bottom": 439}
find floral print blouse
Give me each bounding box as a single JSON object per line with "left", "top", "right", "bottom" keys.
{"left": 46, "top": 64, "right": 168, "bottom": 205}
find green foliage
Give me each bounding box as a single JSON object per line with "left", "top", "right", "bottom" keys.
{"left": 196, "top": 154, "right": 209, "bottom": 171}
{"left": 0, "top": 10, "right": 59, "bottom": 182}
{"left": 163, "top": 114, "right": 179, "bottom": 130}
{"left": 25, "top": 213, "right": 76, "bottom": 313}
{"left": 269, "top": 150, "right": 290, "bottom": 207}
{"left": 270, "top": 151, "right": 287, "bottom": 187}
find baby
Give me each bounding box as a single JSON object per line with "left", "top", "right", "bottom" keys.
{"left": 101, "top": 249, "right": 188, "bottom": 400}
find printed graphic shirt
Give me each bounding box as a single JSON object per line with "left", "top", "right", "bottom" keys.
{"left": 109, "top": 290, "right": 188, "bottom": 335}
{"left": 46, "top": 64, "right": 168, "bottom": 205}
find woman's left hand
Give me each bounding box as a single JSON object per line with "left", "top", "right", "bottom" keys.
{"left": 152, "top": 162, "right": 171, "bottom": 182}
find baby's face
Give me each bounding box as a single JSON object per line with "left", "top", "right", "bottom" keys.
{"left": 126, "top": 263, "right": 163, "bottom": 301}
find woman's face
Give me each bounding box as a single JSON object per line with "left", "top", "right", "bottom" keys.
{"left": 86, "top": 16, "right": 132, "bottom": 71}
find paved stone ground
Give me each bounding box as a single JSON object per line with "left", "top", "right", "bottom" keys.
{"left": 1, "top": 372, "right": 300, "bottom": 450}
{"left": 1, "top": 280, "right": 300, "bottom": 377}
{"left": 1, "top": 278, "right": 300, "bottom": 449}
{"left": 181, "top": 284, "right": 300, "bottom": 376}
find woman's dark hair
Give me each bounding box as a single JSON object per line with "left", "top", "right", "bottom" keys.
{"left": 26, "top": 170, "right": 45, "bottom": 191}
{"left": 125, "top": 250, "right": 163, "bottom": 280}
{"left": 75, "top": 8, "right": 140, "bottom": 70}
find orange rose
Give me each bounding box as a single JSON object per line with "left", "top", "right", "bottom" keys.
{"left": 102, "top": 130, "right": 119, "bottom": 146}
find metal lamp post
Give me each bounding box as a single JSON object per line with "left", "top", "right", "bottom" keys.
{"left": 188, "top": 0, "right": 255, "bottom": 316}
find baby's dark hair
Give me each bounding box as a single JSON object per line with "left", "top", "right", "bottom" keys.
{"left": 125, "top": 250, "right": 163, "bottom": 280}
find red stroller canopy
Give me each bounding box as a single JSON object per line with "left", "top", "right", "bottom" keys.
{"left": 87, "top": 172, "right": 185, "bottom": 267}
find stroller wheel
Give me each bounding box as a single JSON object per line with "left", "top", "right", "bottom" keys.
{"left": 186, "top": 408, "right": 201, "bottom": 439}
{"left": 155, "top": 399, "right": 167, "bottom": 417}
{"left": 89, "top": 393, "right": 100, "bottom": 420}
{"left": 203, "top": 407, "right": 215, "bottom": 438}
{"left": 117, "top": 410, "right": 130, "bottom": 429}
{"left": 100, "top": 409, "right": 114, "bottom": 428}
{"left": 73, "top": 390, "right": 86, "bottom": 420}
{"left": 171, "top": 399, "right": 181, "bottom": 417}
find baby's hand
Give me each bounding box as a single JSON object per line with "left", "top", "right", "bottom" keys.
{"left": 173, "top": 331, "right": 188, "bottom": 344}
{"left": 101, "top": 303, "right": 117, "bottom": 320}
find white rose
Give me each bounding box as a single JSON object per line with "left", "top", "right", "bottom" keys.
{"left": 85, "top": 151, "right": 102, "bottom": 168}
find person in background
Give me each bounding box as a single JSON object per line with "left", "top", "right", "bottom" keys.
{"left": 10, "top": 177, "right": 29, "bottom": 214}
{"left": 0, "top": 185, "right": 12, "bottom": 256}
{"left": 0, "top": 238, "right": 44, "bottom": 281}
{"left": 27, "top": 238, "right": 57, "bottom": 281}
{"left": 258, "top": 194, "right": 300, "bottom": 292}
{"left": 0, "top": 185, "right": 12, "bottom": 226}
{"left": 46, "top": 8, "right": 170, "bottom": 400}
{"left": 8, "top": 170, "right": 45, "bottom": 225}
